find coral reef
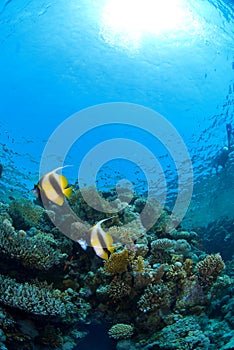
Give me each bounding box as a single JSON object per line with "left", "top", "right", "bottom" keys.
{"left": 0, "top": 274, "right": 87, "bottom": 320}
{"left": 0, "top": 185, "right": 232, "bottom": 349}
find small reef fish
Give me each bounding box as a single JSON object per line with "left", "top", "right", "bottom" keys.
{"left": 78, "top": 217, "right": 116, "bottom": 260}
{"left": 33, "top": 166, "right": 73, "bottom": 206}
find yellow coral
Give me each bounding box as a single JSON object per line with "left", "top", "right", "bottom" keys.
{"left": 133, "top": 256, "right": 145, "bottom": 273}
{"left": 184, "top": 258, "right": 194, "bottom": 277}
{"left": 104, "top": 249, "right": 129, "bottom": 275}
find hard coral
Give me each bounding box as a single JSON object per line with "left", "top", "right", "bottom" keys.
{"left": 104, "top": 249, "right": 129, "bottom": 275}
{"left": 107, "top": 278, "right": 131, "bottom": 301}
{"left": 196, "top": 253, "right": 225, "bottom": 288}
{"left": 9, "top": 200, "right": 43, "bottom": 230}
{"left": 0, "top": 274, "right": 83, "bottom": 320}
{"left": 137, "top": 283, "right": 171, "bottom": 313}
{"left": 69, "top": 186, "right": 113, "bottom": 222}
{"left": 108, "top": 323, "right": 134, "bottom": 340}
{"left": 0, "top": 218, "right": 67, "bottom": 270}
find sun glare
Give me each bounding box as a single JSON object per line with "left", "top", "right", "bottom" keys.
{"left": 101, "top": 0, "right": 197, "bottom": 48}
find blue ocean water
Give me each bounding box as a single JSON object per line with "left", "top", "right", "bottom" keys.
{"left": 0, "top": 0, "right": 234, "bottom": 349}
{"left": 0, "top": 0, "right": 234, "bottom": 227}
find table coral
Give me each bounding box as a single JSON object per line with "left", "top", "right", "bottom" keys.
{"left": 0, "top": 217, "right": 67, "bottom": 270}
{"left": 0, "top": 274, "right": 86, "bottom": 320}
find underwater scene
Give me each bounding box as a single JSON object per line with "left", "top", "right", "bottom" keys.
{"left": 0, "top": 0, "right": 234, "bottom": 349}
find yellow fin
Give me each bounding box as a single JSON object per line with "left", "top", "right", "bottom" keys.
{"left": 108, "top": 246, "right": 115, "bottom": 254}
{"left": 99, "top": 250, "right": 109, "bottom": 260}
{"left": 63, "top": 186, "right": 73, "bottom": 198}
{"left": 59, "top": 175, "right": 69, "bottom": 189}
{"left": 104, "top": 232, "right": 114, "bottom": 250}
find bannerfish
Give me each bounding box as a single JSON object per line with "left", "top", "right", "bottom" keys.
{"left": 78, "top": 217, "right": 116, "bottom": 260}
{"left": 33, "top": 166, "right": 73, "bottom": 206}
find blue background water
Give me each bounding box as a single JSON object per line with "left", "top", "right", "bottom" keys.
{"left": 0, "top": 0, "right": 234, "bottom": 224}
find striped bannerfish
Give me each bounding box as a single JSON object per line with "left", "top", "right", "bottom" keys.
{"left": 33, "top": 166, "right": 73, "bottom": 206}
{"left": 77, "top": 217, "right": 116, "bottom": 260}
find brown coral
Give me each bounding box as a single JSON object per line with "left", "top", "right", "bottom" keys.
{"left": 107, "top": 278, "right": 131, "bottom": 301}
{"left": 137, "top": 283, "right": 171, "bottom": 313}
{"left": 104, "top": 249, "right": 129, "bottom": 275}
{"left": 0, "top": 218, "right": 67, "bottom": 270}
{"left": 196, "top": 253, "right": 225, "bottom": 288}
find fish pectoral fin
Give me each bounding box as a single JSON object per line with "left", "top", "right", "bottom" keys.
{"left": 63, "top": 186, "right": 73, "bottom": 198}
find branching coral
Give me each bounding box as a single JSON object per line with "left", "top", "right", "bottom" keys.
{"left": 108, "top": 218, "right": 145, "bottom": 246}
{"left": 196, "top": 253, "right": 225, "bottom": 288}
{"left": 165, "top": 263, "right": 187, "bottom": 288}
{"left": 108, "top": 323, "right": 134, "bottom": 340}
{"left": 0, "top": 274, "right": 88, "bottom": 320}
{"left": 137, "top": 283, "right": 171, "bottom": 313}
{"left": 149, "top": 238, "right": 176, "bottom": 264}
{"left": 107, "top": 278, "right": 131, "bottom": 301}
{"left": 0, "top": 218, "right": 67, "bottom": 270}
